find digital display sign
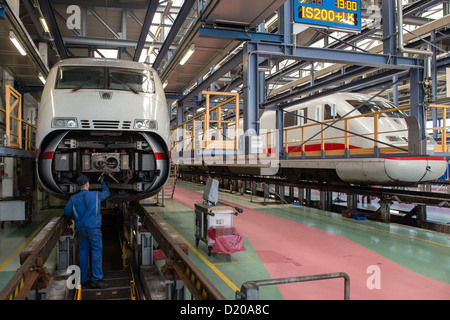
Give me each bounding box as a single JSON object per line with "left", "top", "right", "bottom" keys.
{"left": 293, "top": 0, "right": 361, "bottom": 31}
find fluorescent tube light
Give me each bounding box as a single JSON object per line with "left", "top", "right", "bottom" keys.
{"left": 39, "top": 17, "right": 50, "bottom": 33}
{"left": 179, "top": 44, "right": 195, "bottom": 65}
{"left": 39, "top": 73, "right": 46, "bottom": 84}
{"left": 9, "top": 31, "right": 26, "bottom": 56}
{"left": 265, "top": 13, "right": 278, "bottom": 28}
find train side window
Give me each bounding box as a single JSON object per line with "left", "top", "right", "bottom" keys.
{"left": 284, "top": 111, "right": 297, "bottom": 127}
{"left": 297, "top": 109, "right": 304, "bottom": 126}
{"left": 324, "top": 104, "right": 341, "bottom": 120}
{"left": 302, "top": 108, "right": 308, "bottom": 124}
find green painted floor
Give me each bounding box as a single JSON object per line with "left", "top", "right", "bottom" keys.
{"left": 178, "top": 181, "right": 450, "bottom": 280}
{"left": 159, "top": 180, "right": 450, "bottom": 297}
{"left": 145, "top": 197, "right": 284, "bottom": 300}
{"left": 1, "top": 180, "right": 449, "bottom": 299}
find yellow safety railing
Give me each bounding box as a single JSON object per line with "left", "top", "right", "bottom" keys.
{"left": 171, "top": 91, "right": 240, "bottom": 152}
{"left": 429, "top": 104, "right": 449, "bottom": 153}
{"left": 171, "top": 94, "right": 417, "bottom": 158}
{"left": 1, "top": 85, "right": 36, "bottom": 151}
{"left": 274, "top": 105, "right": 411, "bottom": 157}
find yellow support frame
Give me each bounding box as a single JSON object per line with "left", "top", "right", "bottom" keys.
{"left": 1, "top": 85, "right": 37, "bottom": 152}
{"left": 5, "top": 84, "right": 22, "bottom": 148}
{"left": 429, "top": 104, "right": 449, "bottom": 153}
{"left": 171, "top": 91, "right": 240, "bottom": 152}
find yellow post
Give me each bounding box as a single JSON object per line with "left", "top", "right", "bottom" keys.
{"left": 374, "top": 113, "right": 379, "bottom": 149}
{"left": 204, "top": 93, "right": 210, "bottom": 146}
{"left": 234, "top": 94, "right": 239, "bottom": 150}
{"left": 344, "top": 119, "right": 349, "bottom": 151}
{"left": 321, "top": 124, "right": 325, "bottom": 153}
{"left": 75, "top": 285, "right": 82, "bottom": 300}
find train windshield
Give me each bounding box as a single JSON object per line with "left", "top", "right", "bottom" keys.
{"left": 109, "top": 68, "right": 154, "bottom": 93}
{"left": 55, "top": 66, "right": 155, "bottom": 93}
{"left": 56, "top": 67, "right": 104, "bottom": 90}
{"left": 346, "top": 99, "right": 407, "bottom": 118}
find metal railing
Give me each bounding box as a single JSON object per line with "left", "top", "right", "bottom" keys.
{"left": 1, "top": 85, "right": 36, "bottom": 151}
{"left": 429, "top": 104, "right": 449, "bottom": 153}
{"left": 170, "top": 93, "right": 450, "bottom": 159}
{"left": 236, "top": 272, "right": 350, "bottom": 300}
{"left": 273, "top": 105, "right": 411, "bottom": 158}
{"left": 171, "top": 91, "right": 240, "bottom": 153}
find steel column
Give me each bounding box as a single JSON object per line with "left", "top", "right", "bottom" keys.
{"left": 382, "top": 0, "right": 399, "bottom": 106}
{"left": 243, "top": 42, "right": 260, "bottom": 135}
{"left": 431, "top": 30, "right": 438, "bottom": 140}
{"left": 409, "top": 67, "right": 426, "bottom": 144}
{"left": 279, "top": 0, "right": 293, "bottom": 45}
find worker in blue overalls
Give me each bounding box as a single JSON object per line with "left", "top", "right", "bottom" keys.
{"left": 64, "top": 175, "right": 110, "bottom": 289}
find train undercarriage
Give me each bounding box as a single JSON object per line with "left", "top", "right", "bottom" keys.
{"left": 38, "top": 130, "right": 169, "bottom": 202}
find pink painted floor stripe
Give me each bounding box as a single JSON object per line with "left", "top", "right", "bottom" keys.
{"left": 174, "top": 185, "right": 450, "bottom": 300}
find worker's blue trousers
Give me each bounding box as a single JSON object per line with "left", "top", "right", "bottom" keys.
{"left": 78, "top": 228, "right": 103, "bottom": 283}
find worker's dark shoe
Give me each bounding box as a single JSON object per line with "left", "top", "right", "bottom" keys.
{"left": 90, "top": 280, "right": 107, "bottom": 289}
{"left": 81, "top": 280, "right": 91, "bottom": 288}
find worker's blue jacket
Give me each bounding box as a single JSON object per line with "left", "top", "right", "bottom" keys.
{"left": 64, "top": 182, "right": 110, "bottom": 231}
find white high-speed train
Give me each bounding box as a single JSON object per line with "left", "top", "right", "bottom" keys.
{"left": 36, "top": 58, "right": 170, "bottom": 202}
{"left": 182, "top": 92, "right": 447, "bottom": 185}
{"left": 261, "top": 92, "right": 412, "bottom": 152}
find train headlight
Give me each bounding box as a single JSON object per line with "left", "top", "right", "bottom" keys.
{"left": 134, "top": 119, "right": 157, "bottom": 130}
{"left": 52, "top": 117, "right": 78, "bottom": 128}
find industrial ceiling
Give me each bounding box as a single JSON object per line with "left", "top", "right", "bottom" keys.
{"left": 0, "top": 0, "right": 449, "bottom": 111}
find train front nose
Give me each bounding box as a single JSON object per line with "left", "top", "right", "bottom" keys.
{"left": 37, "top": 131, "right": 170, "bottom": 201}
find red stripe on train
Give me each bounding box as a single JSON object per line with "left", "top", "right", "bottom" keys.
{"left": 41, "top": 151, "right": 54, "bottom": 160}
{"left": 155, "top": 152, "right": 167, "bottom": 160}
{"left": 385, "top": 157, "right": 447, "bottom": 161}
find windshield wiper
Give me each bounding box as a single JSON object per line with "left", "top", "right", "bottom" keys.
{"left": 71, "top": 75, "right": 104, "bottom": 92}
{"left": 109, "top": 74, "right": 139, "bottom": 94}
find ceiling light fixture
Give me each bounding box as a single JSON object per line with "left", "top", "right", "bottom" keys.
{"left": 38, "top": 73, "right": 46, "bottom": 84}
{"left": 265, "top": 13, "right": 278, "bottom": 28}
{"left": 9, "top": 31, "right": 26, "bottom": 56}
{"left": 179, "top": 44, "right": 195, "bottom": 65}
{"left": 39, "top": 17, "right": 50, "bottom": 33}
